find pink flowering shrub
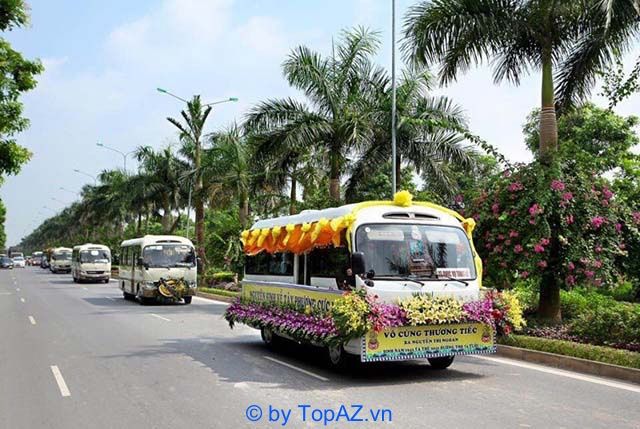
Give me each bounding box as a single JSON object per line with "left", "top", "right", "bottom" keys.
{"left": 468, "top": 162, "right": 632, "bottom": 290}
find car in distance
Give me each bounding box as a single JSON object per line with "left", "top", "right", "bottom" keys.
{"left": 12, "top": 256, "right": 26, "bottom": 268}
{"left": 0, "top": 256, "right": 14, "bottom": 269}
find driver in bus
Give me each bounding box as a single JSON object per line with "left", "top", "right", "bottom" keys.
{"left": 337, "top": 267, "right": 356, "bottom": 290}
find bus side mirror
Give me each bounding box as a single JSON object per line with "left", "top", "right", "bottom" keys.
{"left": 352, "top": 252, "right": 365, "bottom": 275}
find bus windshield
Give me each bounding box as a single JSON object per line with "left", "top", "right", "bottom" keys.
{"left": 355, "top": 224, "right": 476, "bottom": 280}
{"left": 53, "top": 251, "right": 72, "bottom": 260}
{"left": 80, "top": 249, "right": 110, "bottom": 263}
{"left": 143, "top": 244, "right": 195, "bottom": 268}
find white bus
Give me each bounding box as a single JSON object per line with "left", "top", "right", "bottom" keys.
{"left": 242, "top": 198, "right": 482, "bottom": 367}
{"left": 71, "top": 244, "right": 111, "bottom": 283}
{"left": 50, "top": 247, "right": 73, "bottom": 273}
{"left": 119, "top": 235, "right": 197, "bottom": 305}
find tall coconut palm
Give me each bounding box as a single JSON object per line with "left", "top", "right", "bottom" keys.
{"left": 245, "top": 27, "right": 382, "bottom": 203}
{"left": 404, "top": 0, "right": 640, "bottom": 321}
{"left": 166, "top": 96, "right": 211, "bottom": 273}
{"left": 403, "top": 0, "right": 638, "bottom": 167}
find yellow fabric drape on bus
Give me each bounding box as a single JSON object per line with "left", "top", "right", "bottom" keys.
{"left": 240, "top": 191, "right": 483, "bottom": 287}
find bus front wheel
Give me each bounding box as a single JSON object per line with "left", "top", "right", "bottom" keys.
{"left": 327, "top": 344, "right": 351, "bottom": 369}
{"left": 183, "top": 296, "right": 192, "bottom": 305}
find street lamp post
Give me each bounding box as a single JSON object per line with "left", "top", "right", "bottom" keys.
{"left": 73, "top": 169, "right": 97, "bottom": 185}
{"left": 96, "top": 142, "right": 136, "bottom": 172}
{"left": 391, "top": 0, "right": 397, "bottom": 196}
{"left": 156, "top": 87, "right": 238, "bottom": 259}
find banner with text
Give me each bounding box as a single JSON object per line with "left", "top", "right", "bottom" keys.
{"left": 241, "top": 282, "right": 343, "bottom": 313}
{"left": 361, "top": 322, "right": 495, "bottom": 362}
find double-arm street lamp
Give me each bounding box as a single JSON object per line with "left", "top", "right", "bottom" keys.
{"left": 96, "top": 141, "right": 137, "bottom": 172}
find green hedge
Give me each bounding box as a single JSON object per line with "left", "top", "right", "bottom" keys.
{"left": 499, "top": 335, "right": 640, "bottom": 369}
{"left": 199, "top": 287, "right": 240, "bottom": 298}
{"left": 204, "top": 271, "right": 235, "bottom": 283}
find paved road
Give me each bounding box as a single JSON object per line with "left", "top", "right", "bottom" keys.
{"left": 1, "top": 268, "right": 638, "bottom": 429}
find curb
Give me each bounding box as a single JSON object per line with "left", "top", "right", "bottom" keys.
{"left": 496, "top": 344, "right": 640, "bottom": 385}
{"left": 196, "top": 291, "right": 237, "bottom": 303}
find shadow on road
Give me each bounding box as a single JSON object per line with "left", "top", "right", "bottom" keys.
{"left": 100, "top": 331, "right": 485, "bottom": 391}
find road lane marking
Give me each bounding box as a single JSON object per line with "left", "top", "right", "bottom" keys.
{"left": 263, "top": 356, "right": 329, "bottom": 382}
{"left": 0, "top": 292, "right": 11, "bottom": 295}
{"left": 193, "top": 296, "right": 230, "bottom": 305}
{"left": 473, "top": 356, "right": 640, "bottom": 393}
{"left": 82, "top": 287, "right": 88, "bottom": 291}
{"left": 28, "top": 316, "right": 36, "bottom": 325}
{"left": 50, "top": 365, "right": 71, "bottom": 397}
{"left": 150, "top": 313, "right": 171, "bottom": 322}
{"left": 15, "top": 287, "right": 20, "bottom": 291}
{"left": 20, "top": 297, "right": 25, "bottom": 303}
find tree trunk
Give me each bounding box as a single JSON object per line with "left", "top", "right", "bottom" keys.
{"left": 394, "top": 155, "right": 402, "bottom": 193}
{"left": 239, "top": 192, "right": 249, "bottom": 229}
{"left": 161, "top": 203, "right": 172, "bottom": 233}
{"left": 289, "top": 176, "right": 297, "bottom": 215}
{"left": 329, "top": 153, "right": 341, "bottom": 203}
{"left": 536, "top": 52, "right": 562, "bottom": 322}
{"left": 194, "top": 139, "right": 207, "bottom": 279}
{"left": 538, "top": 211, "right": 562, "bottom": 322}
{"left": 539, "top": 53, "right": 558, "bottom": 166}
{"left": 136, "top": 212, "right": 142, "bottom": 234}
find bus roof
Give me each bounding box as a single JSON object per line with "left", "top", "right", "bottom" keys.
{"left": 120, "top": 235, "right": 194, "bottom": 248}
{"left": 242, "top": 191, "right": 475, "bottom": 255}
{"left": 73, "top": 243, "right": 110, "bottom": 251}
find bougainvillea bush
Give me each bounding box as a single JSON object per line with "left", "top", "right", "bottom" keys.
{"left": 466, "top": 161, "right": 635, "bottom": 318}
{"left": 224, "top": 289, "right": 524, "bottom": 346}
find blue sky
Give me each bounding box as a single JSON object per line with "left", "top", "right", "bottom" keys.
{"left": 2, "top": 0, "right": 640, "bottom": 246}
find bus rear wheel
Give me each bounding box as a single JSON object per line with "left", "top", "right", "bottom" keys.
{"left": 327, "top": 344, "right": 351, "bottom": 370}
{"left": 428, "top": 356, "right": 455, "bottom": 370}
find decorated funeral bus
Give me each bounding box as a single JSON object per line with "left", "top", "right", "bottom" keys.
{"left": 225, "top": 191, "right": 523, "bottom": 368}
{"left": 119, "top": 235, "right": 197, "bottom": 305}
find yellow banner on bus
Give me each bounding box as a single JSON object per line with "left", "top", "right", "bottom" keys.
{"left": 241, "top": 282, "right": 343, "bottom": 313}
{"left": 362, "top": 322, "right": 495, "bottom": 362}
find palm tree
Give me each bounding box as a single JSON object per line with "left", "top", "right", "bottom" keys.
{"left": 245, "top": 27, "right": 382, "bottom": 203}
{"left": 166, "top": 96, "right": 211, "bottom": 273}
{"left": 403, "top": 0, "right": 638, "bottom": 167}
{"left": 403, "top": 0, "right": 639, "bottom": 321}
{"left": 135, "top": 146, "right": 188, "bottom": 233}
{"left": 349, "top": 66, "right": 476, "bottom": 197}
{"left": 204, "top": 124, "right": 252, "bottom": 228}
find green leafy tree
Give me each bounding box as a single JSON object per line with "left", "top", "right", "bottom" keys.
{"left": 0, "top": 1, "right": 43, "bottom": 179}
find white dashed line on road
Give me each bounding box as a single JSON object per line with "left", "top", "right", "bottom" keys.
{"left": 20, "top": 297, "right": 25, "bottom": 303}
{"left": 50, "top": 365, "right": 71, "bottom": 397}
{"left": 82, "top": 287, "right": 88, "bottom": 291}
{"left": 15, "top": 287, "right": 20, "bottom": 291}
{"left": 150, "top": 313, "right": 171, "bottom": 322}
{"left": 28, "top": 316, "right": 36, "bottom": 325}
{"left": 263, "top": 356, "right": 329, "bottom": 382}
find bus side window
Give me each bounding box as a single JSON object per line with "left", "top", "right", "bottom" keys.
{"left": 308, "top": 246, "right": 350, "bottom": 288}
{"left": 246, "top": 252, "right": 293, "bottom": 276}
